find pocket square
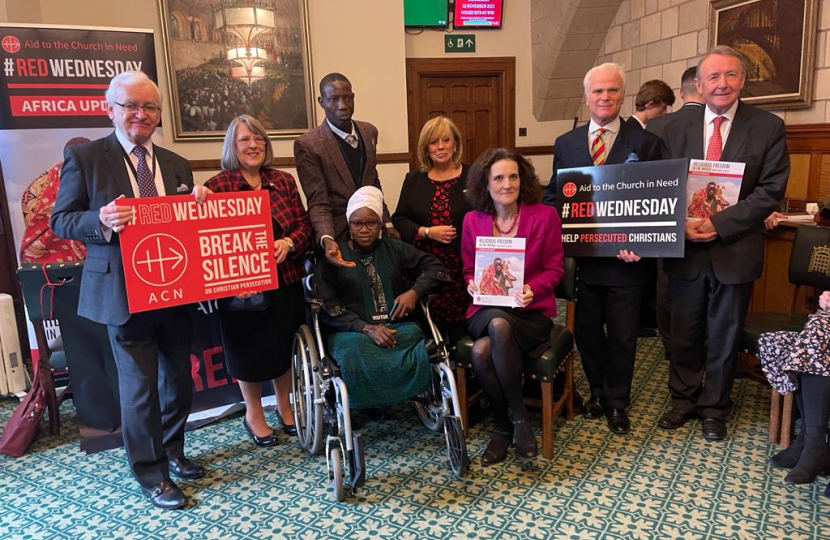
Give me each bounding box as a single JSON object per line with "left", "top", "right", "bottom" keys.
{"left": 176, "top": 183, "right": 190, "bottom": 193}
{"left": 625, "top": 153, "right": 640, "bottom": 163}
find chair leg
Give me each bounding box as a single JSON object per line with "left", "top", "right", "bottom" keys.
{"left": 564, "top": 351, "right": 575, "bottom": 421}
{"left": 541, "top": 380, "right": 554, "bottom": 460}
{"left": 456, "top": 366, "right": 469, "bottom": 439}
{"left": 769, "top": 389, "right": 782, "bottom": 444}
{"left": 780, "top": 392, "right": 795, "bottom": 449}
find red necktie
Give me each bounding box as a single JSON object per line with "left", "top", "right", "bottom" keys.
{"left": 590, "top": 128, "right": 607, "bottom": 166}
{"left": 132, "top": 145, "right": 159, "bottom": 197}
{"left": 706, "top": 116, "right": 726, "bottom": 161}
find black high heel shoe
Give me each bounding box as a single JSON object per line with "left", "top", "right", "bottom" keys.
{"left": 513, "top": 420, "right": 538, "bottom": 459}
{"left": 276, "top": 410, "right": 297, "bottom": 437}
{"left": 482, "top": 428, "right": 512, "bottom": 465}
{"left": 242, "top": 418, "right": 277, "bottom": 447}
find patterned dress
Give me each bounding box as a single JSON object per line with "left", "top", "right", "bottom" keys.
{"left": 415, "top": 177, "right": 469, "bottom": 323}
{"left": 758, "top": 310, "right": 830, "bottom": 394}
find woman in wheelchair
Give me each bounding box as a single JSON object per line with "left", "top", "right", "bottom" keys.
{"left": 759, "top": 290, "right": 830, "bottom": 496}
{"left": 315, "top": 186, "right": 450, "bottom": 409}
{"left": 462, "top": 148, "right": 564, "bottom": 464}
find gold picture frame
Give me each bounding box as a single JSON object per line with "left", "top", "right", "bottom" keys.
{"left": 158, "top": 0, "right": 314, "bottom": 141}
{"left": 709, "top": 0, "right": 818, "bottom": 110}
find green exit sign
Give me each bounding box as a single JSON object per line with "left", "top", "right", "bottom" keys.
{"left": 444, "top": 34, "right": 475, "bottom": 53}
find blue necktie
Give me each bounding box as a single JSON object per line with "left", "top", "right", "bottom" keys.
{"left": 132, "top": 145, "right": 158, "bottom": 197}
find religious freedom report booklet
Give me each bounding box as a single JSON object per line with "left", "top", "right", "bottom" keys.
{"left": 685, "top": 159, "right": 745, "bottom": 221}
{"left": 473, "top": 236, "right": 526, "bottom": 308}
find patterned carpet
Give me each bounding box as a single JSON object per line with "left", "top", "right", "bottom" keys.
{"left": 2, "top": 337, "right": 830, "bottom": 540}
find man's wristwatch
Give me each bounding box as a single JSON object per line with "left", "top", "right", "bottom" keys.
{"left": 283, "top": 237, "right": 295, "bottom": 252}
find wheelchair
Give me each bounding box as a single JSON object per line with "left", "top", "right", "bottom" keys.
{"left": 290, "top": 267, "right": 469, "bottom": 501}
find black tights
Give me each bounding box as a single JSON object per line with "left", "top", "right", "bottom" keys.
{"left": 470, "top": 318, "right": 527, "bottom": 431}
{"left": 799, "top": 373, "right": 830, "bottom": 437}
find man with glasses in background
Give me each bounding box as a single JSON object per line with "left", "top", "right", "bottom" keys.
{"left": 52, "top": 71, "right": 209, "bottom": 510}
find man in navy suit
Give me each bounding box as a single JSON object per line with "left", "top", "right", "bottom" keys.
{"left": 52, "top": 71, "right": 208, "bottom": 509}
{"left": 543, "top": 63, "right": 660, "bottom": 435}
{"left": 657, "top": 46, "right": 789, "bottom": 440}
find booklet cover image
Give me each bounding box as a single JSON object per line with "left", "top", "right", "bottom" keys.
{"left": 473, "top": 236, "right": 526, "bottom": 308}
{"left": 686, "top": 159, "right": 745, "bottom": 221}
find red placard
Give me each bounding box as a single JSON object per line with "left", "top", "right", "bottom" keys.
{"left": 453, "top": 0, "right": 503, "bottom": 28}
{"left": 119, "top": 191, "right": 277, "bottom": 313}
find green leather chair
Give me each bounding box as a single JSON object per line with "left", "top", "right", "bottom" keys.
{"left": 454, "top": 257, "right": 576, "bottom": 460}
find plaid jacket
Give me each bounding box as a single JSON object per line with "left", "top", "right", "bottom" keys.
{"left": 205, "top": 168, "right": 311, "bottom": 285}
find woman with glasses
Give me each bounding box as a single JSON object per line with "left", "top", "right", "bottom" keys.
{"left": 392, "top": 117, "right": 471, "bottom": 342}
{"left": 315, "top": 186, "right": 448, "bottom": 409}
{"left": 205, "top": 115, "right": 312, "bottom": 446}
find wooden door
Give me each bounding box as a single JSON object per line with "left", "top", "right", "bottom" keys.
{"left": 406, "top": 58, "right": 515, "bottom": 168}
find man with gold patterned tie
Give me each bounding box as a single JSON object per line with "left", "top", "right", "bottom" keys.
{"left": 543, "top": 63, "right": 660, "bottom": 435}
{"left": 657, "top": 46, "right": 789, "bottom": 441}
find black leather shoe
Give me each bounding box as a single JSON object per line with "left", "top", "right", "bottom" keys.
{"left": 141, "top": 480, "right": 187, "bottom": 510}
{"left": 701, "top": 417, "right": 727, "bottom": 441}
{"left": 658, "top": 408, "right": 696, "bottom": 430}
{"left": 513, "top": 420, "right": 538, "bottom": 459}
{"left": 606, "top": 408, "right": 630, "bottom": 435}
{"left": 242, "top": 418, "right": 277, "bottom": 447}
{"left": 169, "top": 456, "right": 205, "bottom": 479}
{"left": 482, "top": 428, "right": 512, "bottom": 465}
{"left": 584, "top": 397, "right": 604, "bottom": 420}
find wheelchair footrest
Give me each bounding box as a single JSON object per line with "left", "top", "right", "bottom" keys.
{"left": 349, "top": 432, "right": 366, "bottom": 491}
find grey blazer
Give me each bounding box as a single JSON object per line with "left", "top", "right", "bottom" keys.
{"left": 294, "top": 119, "right": 391, "bottom": 243}
{"left": 51, "top": 132, "right": 194, "bottom": 326}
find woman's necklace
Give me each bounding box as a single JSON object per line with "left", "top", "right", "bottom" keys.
{"left": 493, "top": 204, "right": 520, "bottom": 235}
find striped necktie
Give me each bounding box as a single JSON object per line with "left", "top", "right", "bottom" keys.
{"left": 706, "top": 116, "right": 726, "bottom": 161}
{"left": 590, "top": 128, "right": 607, "bottom": 166}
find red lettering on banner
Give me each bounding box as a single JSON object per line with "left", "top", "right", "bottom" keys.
{"left": 9, "top": 95, "right": 108, "bottom": 116}
{"left": 571, "top": 202, "right": 595, "bottom": 218}
{"left": 190, "top": 354, "right": 203, "bottom": 392}
{"left": 203, "top": 346, "right": 227, "bottom": 389}
{"left": 15, "top": 58, "right": 48, "bottom": 76}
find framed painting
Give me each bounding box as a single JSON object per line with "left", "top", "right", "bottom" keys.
{"left": 709, "top": 0, "right": 818, "bottom": 110}
{"left": 158, "top": 0, "right": 314, "bottom": 140}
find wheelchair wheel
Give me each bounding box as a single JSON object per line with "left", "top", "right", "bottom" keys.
{"left": 329, "top": 447, "right": 345, "bottom": 502}
{"left": 291, "top": 325, "right": 323, "bottom": 455}
{"left": 439, "top": 365, "right": 469, "bottom": 478}
{"left": 414, "top": 365, "right": 445, "bottom": 431}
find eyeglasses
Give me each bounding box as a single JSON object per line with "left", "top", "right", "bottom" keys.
{"left": 348, "top": 219, "right": 381, "bottom": 231}
{"left": 115, "top": 102, "right": 161, "bottom": 114}
{"left": 237, "top": 136, "right": 267, "bottom": 146}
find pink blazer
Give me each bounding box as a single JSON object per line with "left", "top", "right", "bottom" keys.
{"left": 461, "top": 203, "right": 564, "bottom": 319}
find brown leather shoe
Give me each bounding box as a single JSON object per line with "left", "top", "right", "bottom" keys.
{"left": 658, "top": 407, "right": 696, "bottom": 430}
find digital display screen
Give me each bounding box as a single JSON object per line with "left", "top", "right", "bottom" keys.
{"left": 453, "top": 0, "right": 504, "bottom": 28}
{"left": 404, "top": 0, "right": 449, "bottom": 28}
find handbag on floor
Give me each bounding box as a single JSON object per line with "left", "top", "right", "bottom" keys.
{"left": 0, "top": 367, "right": 45, "bottom": 458}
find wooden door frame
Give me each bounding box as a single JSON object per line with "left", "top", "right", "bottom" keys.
{"left": 405, "top": 57, "right": 516, "bottom": 167}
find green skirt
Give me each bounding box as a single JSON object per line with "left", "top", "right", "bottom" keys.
{"left": 327, "top": 322, "right": 430, "bottom": 409}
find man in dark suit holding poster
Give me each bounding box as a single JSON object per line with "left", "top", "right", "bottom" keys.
{"left": 543, "top": 63, "right": 660, "bottom": 435}
{"left": 51, "top": 71, "right": 208, "bottom": 509}
{"left": 657, "top": 46, "right": 789, "bottom": 440}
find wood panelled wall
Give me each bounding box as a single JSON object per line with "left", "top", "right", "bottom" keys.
{"left": 752, "top": 124, "right": 830, "bottom": 314}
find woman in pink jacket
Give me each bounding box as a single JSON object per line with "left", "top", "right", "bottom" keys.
{"left": 462, "top": 148, "right": 564, "bottom": 464}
